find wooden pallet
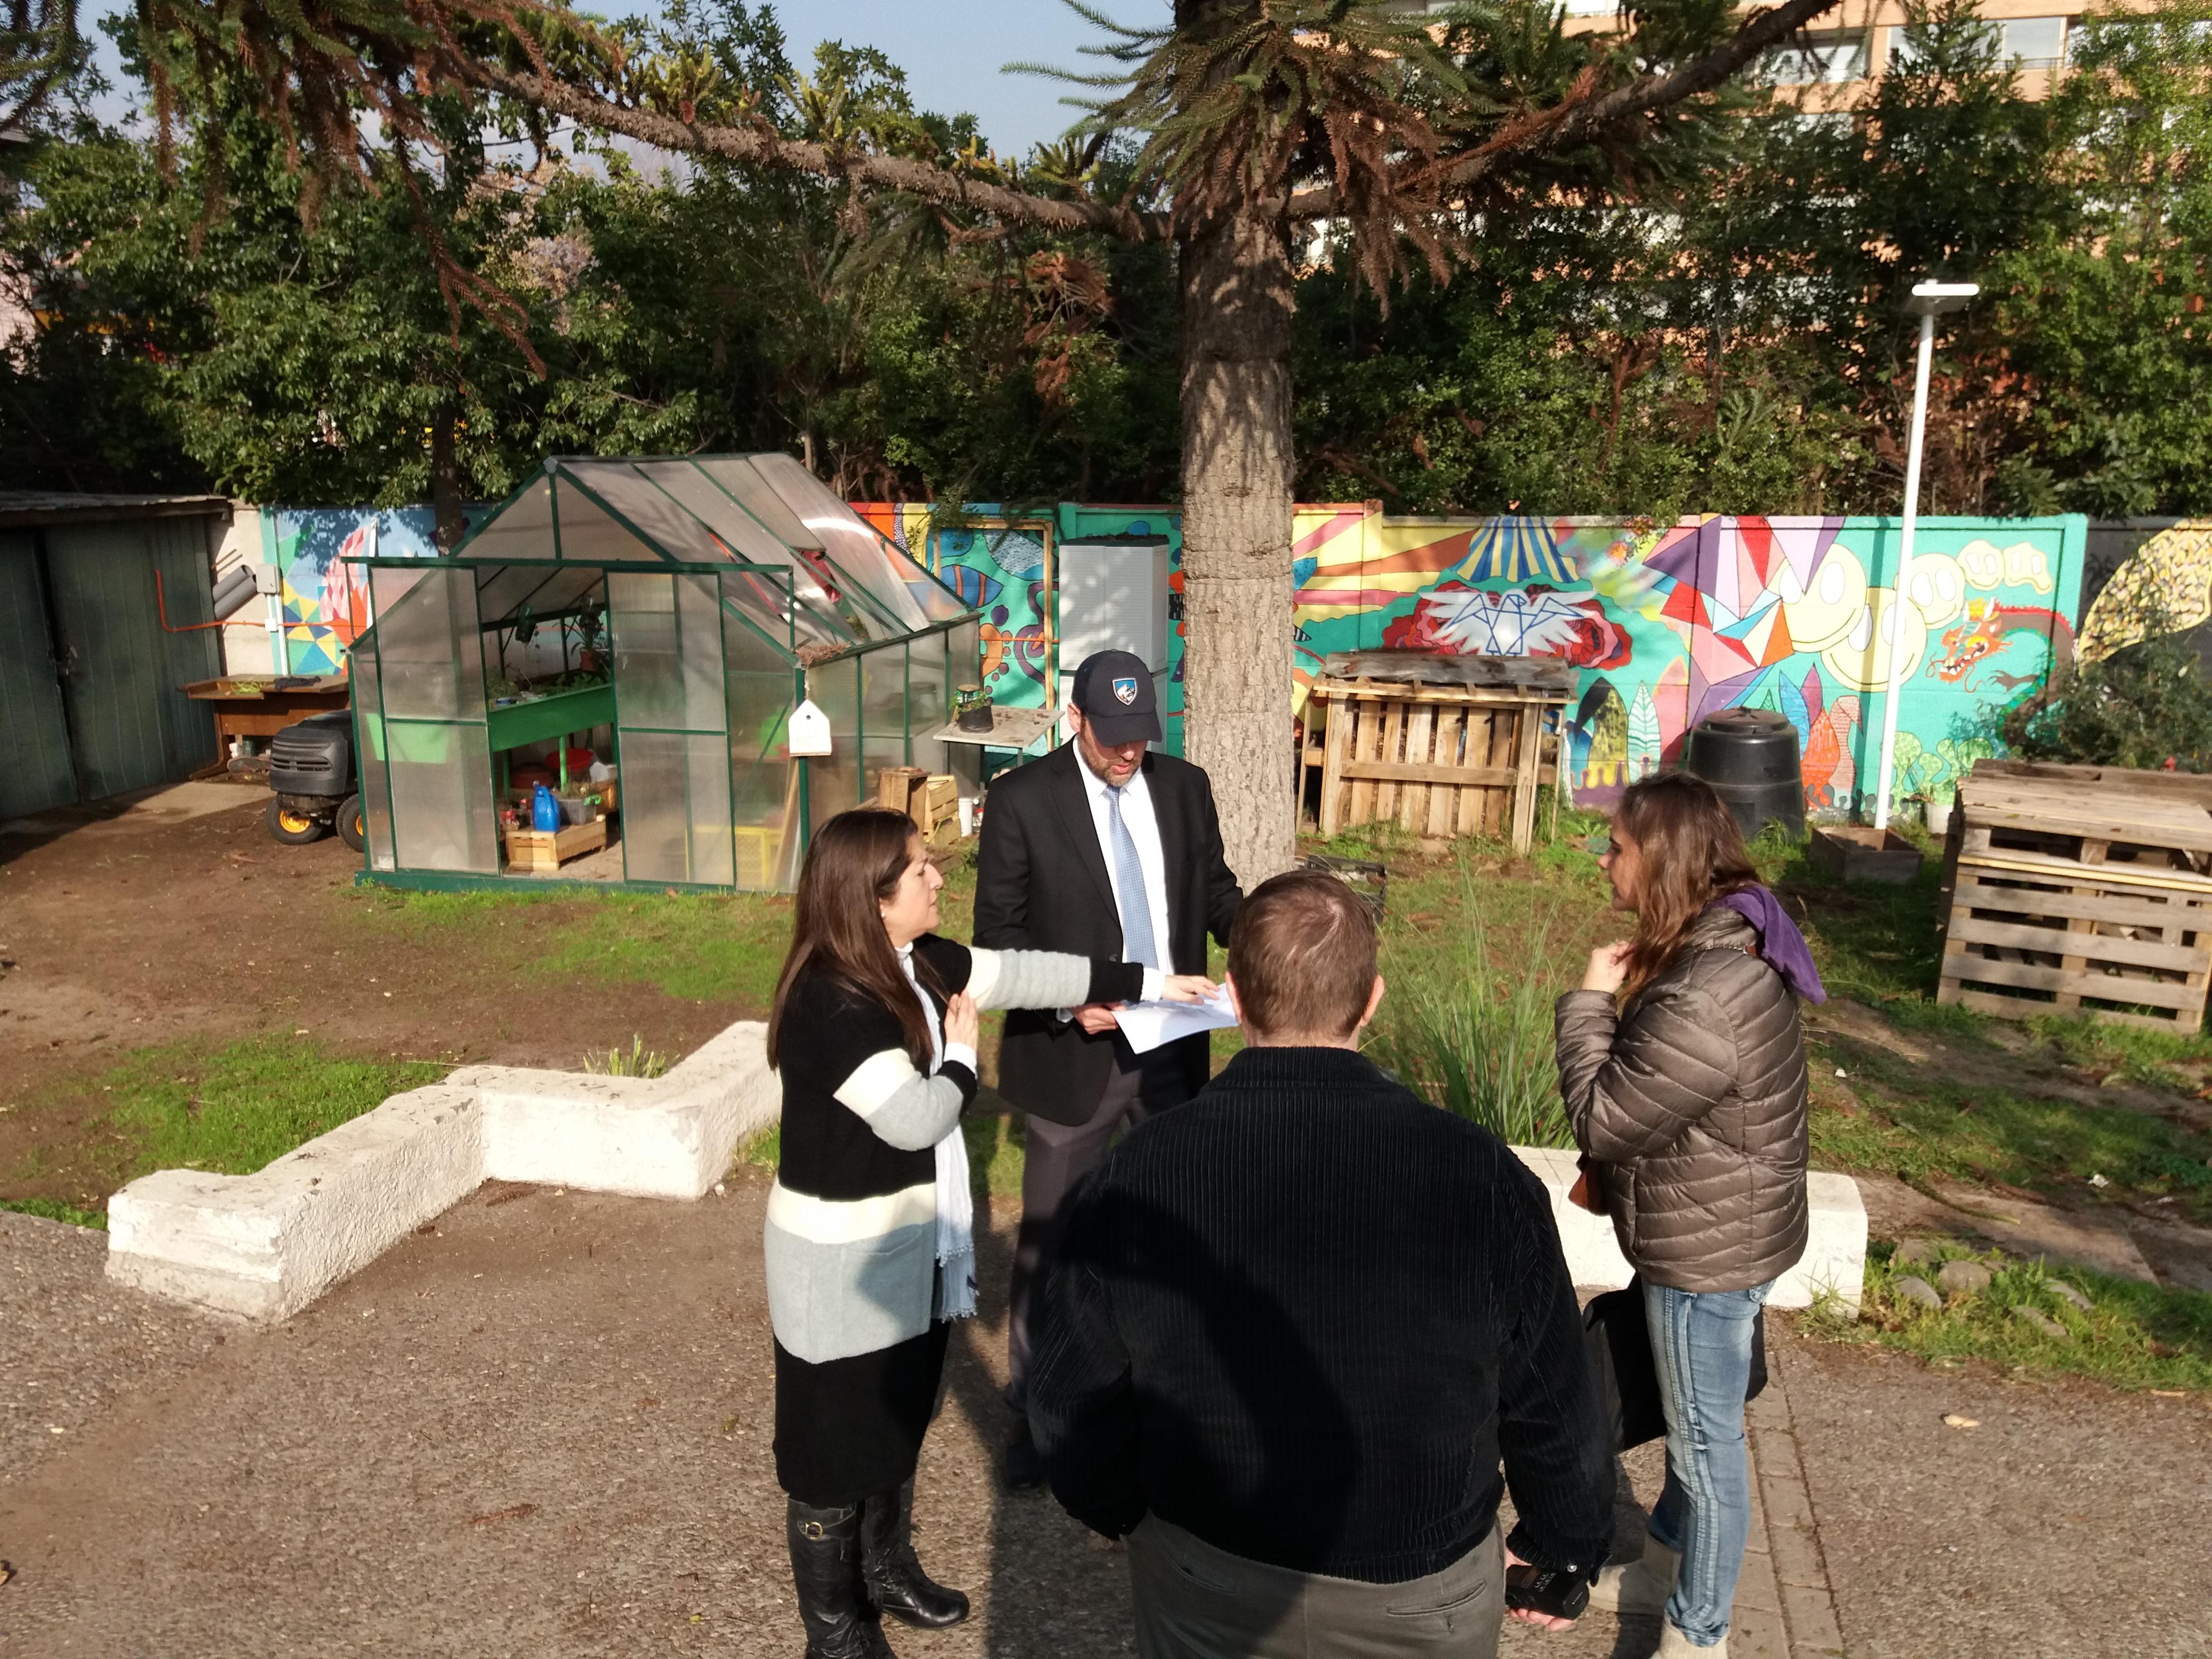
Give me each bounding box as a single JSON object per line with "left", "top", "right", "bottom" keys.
{"left": 1304, "top": 675, "right": 1566, "bottom": 854}
{"left": 1937, "top": 766, "right": 2212, "bottom": 1031}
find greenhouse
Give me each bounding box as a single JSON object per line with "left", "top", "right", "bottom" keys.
{"left": 346, "top": 453, "right": 980, "bottom": 892}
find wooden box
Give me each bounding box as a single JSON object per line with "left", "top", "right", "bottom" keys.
{"left": 878, "top": 765, "right": 964, "bottom": 843}
{"left": 1938, "top": 766, "right": 2212, "bottom": 1032}
{"left": 503, "top": 816, "right": 608, "bottom": 873}
{"left": 1305, "top": 676, "right": 1565, "bottom": 854}
{"left": 1810, "top": 826, "right": 1924, "bottom": 886}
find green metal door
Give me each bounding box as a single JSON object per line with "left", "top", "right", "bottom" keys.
{"left": 42, "top": 519, "right": 221, "bottom": 800}
{"left": 0, "top": 533, "right": 77, "bottom": 817}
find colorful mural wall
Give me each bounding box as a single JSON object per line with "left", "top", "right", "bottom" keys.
{"left": 2078, "top": 521, "right": 2212, "bottom": 664}
{"left": 268, "top": 507, "right": 450, "bottom": 675}
{"left": 854, "top": 503, "right": 1192, "bottom": 750}
{"left": 1290, "top": 511, "right": 2087, "bottom": 814}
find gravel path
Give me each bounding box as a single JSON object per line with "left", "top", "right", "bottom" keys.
{"left": 0, "top": 1212, "right": 225, "bottom": 1492}
{"left": 4, "top": 1180, "right": 2208, "bottom": 1657}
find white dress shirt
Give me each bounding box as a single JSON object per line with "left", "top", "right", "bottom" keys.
{"left": 1071, "top": 748, "right": 1170, "bottom": 1005}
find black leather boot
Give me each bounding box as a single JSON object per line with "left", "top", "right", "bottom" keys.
{"left": 787, "top": 1498, "right": 896, "bottom": 1658}
{"left": 861, "top": 1481, "right": 971, "bottom": 1630}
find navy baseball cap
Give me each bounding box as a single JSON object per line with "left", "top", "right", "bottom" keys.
{"left": 1069, "top": 650, "right": 1161, "bottom": 746}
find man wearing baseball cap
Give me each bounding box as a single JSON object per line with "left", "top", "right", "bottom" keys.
{"left": 974, "top": 648, "right": 1243, "bottom": 1491}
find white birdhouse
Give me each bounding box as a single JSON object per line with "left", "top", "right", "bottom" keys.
{"left": 789, "top": 698, "right": 833, "bottom": 757}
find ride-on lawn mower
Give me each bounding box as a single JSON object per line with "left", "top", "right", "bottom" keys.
{"left": 265, "top": 708, "right": 367, "bottom": 851}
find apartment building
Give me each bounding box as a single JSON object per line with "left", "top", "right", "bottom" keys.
{"left": 1411, "top": 0, "right": 2151, "bottom": 101}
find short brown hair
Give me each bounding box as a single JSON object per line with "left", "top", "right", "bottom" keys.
{"left": 1227, "top": 870, "right": 1379, "bottom": 1041}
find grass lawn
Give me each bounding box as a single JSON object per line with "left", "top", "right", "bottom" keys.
{"left": 17, "top": 798, "right": 2212, "bottom": 1395}
{"left": 0, "top": 1035, "right": 449, "bottom": 1228}
{"left": 1824, "top": 1238, "right": 2212, "bottom": 1395}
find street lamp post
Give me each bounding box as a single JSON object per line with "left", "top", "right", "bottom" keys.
{"left": 1872, "top": 279, "right": 1979, "bottom": 833}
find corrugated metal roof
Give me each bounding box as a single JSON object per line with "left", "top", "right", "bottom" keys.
{"left": 0, "top": 491, "right": 233, "bottom": 528}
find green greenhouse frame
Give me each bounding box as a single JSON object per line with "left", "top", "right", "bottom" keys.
{"left": 345, "top": 453, "right": 981, "bottom": 893}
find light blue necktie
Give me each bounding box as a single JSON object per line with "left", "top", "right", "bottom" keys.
{"left": 1106, "top": 786, "right": 1159, "bottom": 970}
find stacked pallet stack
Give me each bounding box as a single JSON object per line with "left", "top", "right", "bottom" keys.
{"left": 1300, "top": 652, "right": 1574, "bottom": 855}
{"left": 1940, "top": 760, "right": 2212, "bottom": 1032}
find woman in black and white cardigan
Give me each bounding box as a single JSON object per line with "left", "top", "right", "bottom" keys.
{"left": 765, "top": 807, "right": 1207, "bottom": 1658}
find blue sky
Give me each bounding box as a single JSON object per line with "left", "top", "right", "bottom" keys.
{"left": 87, "top": 1, "right": 1173, "bottom": 159}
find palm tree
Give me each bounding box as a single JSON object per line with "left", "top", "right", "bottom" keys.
{"left": 126, "top": 0, "right": 1841, "bottom": 879}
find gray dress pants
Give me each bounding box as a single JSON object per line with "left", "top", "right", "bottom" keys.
{"left": 1005, "top": 1035, "right": 1193, "bottom": 1415}
{"left": 1128, "top": 1516, "right": 1506, "bottom": 1659}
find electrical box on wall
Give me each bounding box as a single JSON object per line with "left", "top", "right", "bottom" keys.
{"left": 1058, "top": 539, "right": 1171, "bottom": 676}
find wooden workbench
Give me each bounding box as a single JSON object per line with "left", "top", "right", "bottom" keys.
{"left": 182, "top": 676, "right": 352, "bottom": 772}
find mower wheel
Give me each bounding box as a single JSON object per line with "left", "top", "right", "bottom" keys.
{"left": 267, "top": 797, "right": 330, "bottom": 845}
{"left": 336, "top": 793, "right": 367, "bottom": 853}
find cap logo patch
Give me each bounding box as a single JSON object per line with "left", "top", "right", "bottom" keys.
{"left": 1112, "top": 676, "right": 1139, "bottom": 705}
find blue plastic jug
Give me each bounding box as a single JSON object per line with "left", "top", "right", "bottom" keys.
{"left": 531, "top": 783, "right": 561, "bottom": 832}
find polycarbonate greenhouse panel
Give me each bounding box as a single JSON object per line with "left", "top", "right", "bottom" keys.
{"left": 349, "top": 638, "right": 398, "bottom": 871}
{"left": 750, "top": 452, "right": 931, "bottom": 633}
{"left": 372, "top": 565, "right": 485, "bottom": 722}
{"left": 368, "top": 565, "right": 497, "bottom": 874}
{"left": 861, "top": 642, "right": 910, "bottom": 790}
{"left": 474, "top": 561, "right": 603, "bottom": 627}
{"left": 563, "top": 461, "right": 735, "bottom": 566}
{"left": 698, "top": 457, "right": 817, "bottom": 553}
{"left": 907, "top": 633, "right": 951, "bottom": 778}
{"left": 458, "top": 473, "right": 555, "bottom": 565}
{"left": 619, "top": 730, "right": 735, "bottom": 886}
{"left": 723, "top": 598, "right": 796, "bottom": 890}
{"left": 805, "top": 656, "right": 862, "bottom": 831}
{"left": 549, "top": 480, "right": 653, "bottom": 564}
{"left": 630, "top": 460, "right": 794, "bottom": 564}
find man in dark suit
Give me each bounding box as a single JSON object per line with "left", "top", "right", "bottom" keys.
{"left": 974, "top": 648, "right": 1243, "bottom": 1490}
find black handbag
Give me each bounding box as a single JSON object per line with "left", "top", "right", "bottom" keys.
{"left": 1582, "top": 1276, "right": 1768, "bottom": 1454}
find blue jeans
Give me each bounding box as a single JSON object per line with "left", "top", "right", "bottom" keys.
{"left": 1642, "top": 1278, "right": 1774, "bottom": 1648}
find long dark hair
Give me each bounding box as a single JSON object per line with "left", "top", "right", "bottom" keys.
{"left": 766, "top": 808, "right": 938, "bottom": 1070}
{"left": 1615, "top": 771, "right": 1760, "bottom": 1006}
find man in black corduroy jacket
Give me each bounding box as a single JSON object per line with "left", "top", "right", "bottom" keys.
{"left": 1028, "top": 871, "right": 1613, "bottom": 1659}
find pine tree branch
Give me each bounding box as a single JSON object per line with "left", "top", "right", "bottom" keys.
{"left": 1282, "top": 0, "right": 1845, "bottom": 219}
{"left": 475, "top": 64, "right": 1171, "bottom": 242}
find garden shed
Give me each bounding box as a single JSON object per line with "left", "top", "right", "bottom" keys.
{"left": 346, "top": 453, "right": 978, "bottom": 892}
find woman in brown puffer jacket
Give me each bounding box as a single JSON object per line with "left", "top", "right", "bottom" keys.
{"left": 1555, "top": 771, "right": 1822, "bottom": 1659}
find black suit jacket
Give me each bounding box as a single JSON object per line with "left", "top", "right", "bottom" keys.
{"left": 974, "top": 743, "right": 1243, "bottom": 1125}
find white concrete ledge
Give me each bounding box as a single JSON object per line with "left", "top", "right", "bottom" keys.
{"left": 108, "top": 1085, "right": 484, "bottom": 1322}
{"left": 457, "top": 1020, "right": 775, "bottom": 1200}
{"left": 105, "top": 1021, "right": 778, "bottom": 1321}
{"left": 1513, "top": 1147, "right": 1867, "bottom": 1316}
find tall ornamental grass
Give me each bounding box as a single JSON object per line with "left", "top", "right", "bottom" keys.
{"left": 1370, "top": 875, "right": 1580, "bottom": 1149}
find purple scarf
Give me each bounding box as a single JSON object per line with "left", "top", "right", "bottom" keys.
{"left": 1715, "top": 886, "right": 1827, "bottom": 1004}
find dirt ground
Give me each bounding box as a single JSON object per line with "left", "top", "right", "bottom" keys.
{"left": 5, "top": 1179, "right": 2209, "bottom": 1659}
{"left": 0, "top": 786, "right": 757, "bottom": 1210}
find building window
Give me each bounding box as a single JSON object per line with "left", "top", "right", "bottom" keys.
{"left": 1890, "top": 16, "right": 2068, "bottom": 71}
{"left": 2002, "top": 16, "right": 2067, "bottom": 68}
{"left": 1776, "top": 31, "right": 1869, "bottom": 83}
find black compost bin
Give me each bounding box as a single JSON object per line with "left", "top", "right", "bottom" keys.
{"left": 1686, "top": 708, "right": 1805, "bottom": 844}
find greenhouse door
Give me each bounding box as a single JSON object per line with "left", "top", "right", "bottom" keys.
{"left": 365, "top": 566, "right": 498, "bottom": 874}
{"left": 608, "top": 572, "right": 734, "bottom": 886}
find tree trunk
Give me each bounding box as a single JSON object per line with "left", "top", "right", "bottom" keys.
{"left": 429, "top": 405, "right": 465, "bottom": 551}
{"left": 1177, "top": 200, "right": 1297, "bottom": 886}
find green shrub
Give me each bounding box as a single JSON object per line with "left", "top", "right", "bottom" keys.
{"left": 1369, "top": 871, "right": 1578, "bottom": 1148}
{"left": 2002, "top": 630, "right": 2212, "bottom": 772}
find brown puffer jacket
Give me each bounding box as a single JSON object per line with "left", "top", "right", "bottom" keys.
{"left": 1555, "top": 908, "right": 1809, "bottom": 1293}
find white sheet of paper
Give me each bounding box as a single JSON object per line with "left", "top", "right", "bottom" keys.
{"left": 1113, "top": 985, "right": 1238, "bottom": 1054}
